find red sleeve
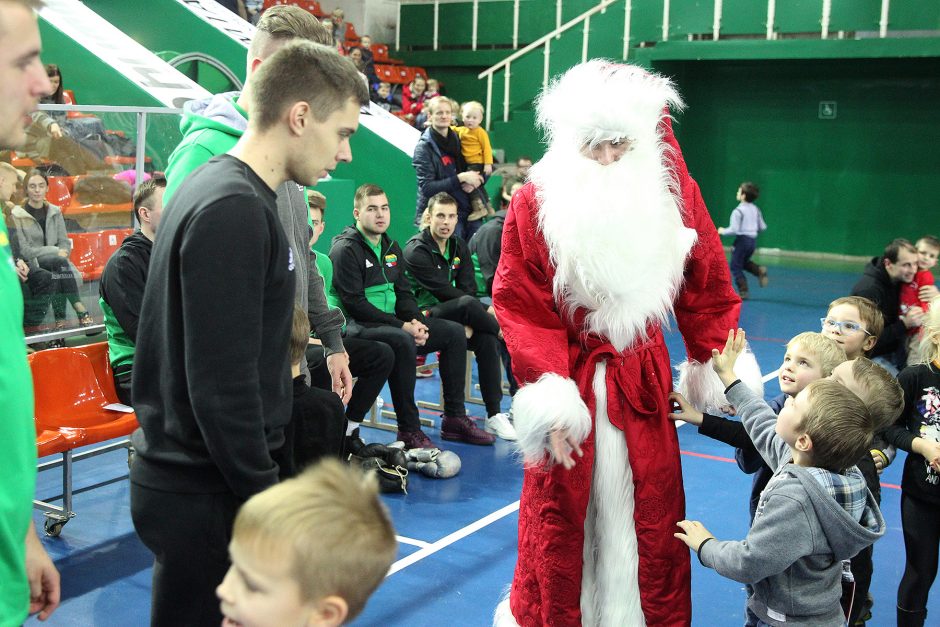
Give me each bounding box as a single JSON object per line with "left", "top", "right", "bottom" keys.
{"left": 492, "top": 184, "right": 571, "bottom": 384}
{"left": 661, "top": 115, "right": 742, "bottom": 363}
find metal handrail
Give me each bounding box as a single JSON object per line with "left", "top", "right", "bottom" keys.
{"left": 476, "top": 0, "right": 620, "bottom": 128}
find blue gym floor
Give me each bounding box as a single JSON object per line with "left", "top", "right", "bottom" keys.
{"left": 27, "top": 257, "right": 938, "bottom": 626}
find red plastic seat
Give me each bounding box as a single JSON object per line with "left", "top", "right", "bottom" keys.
{"left": 67, "top": 232, "right": 100, "bottom": 280}
{"left": 46, "top": 176, "right": 72, "bottom": 207}
{"left": 36, "top": 428, "right": 75, "bottom": 458}
{"left": 29, "top": 344, "right": 138, "bottom": 443}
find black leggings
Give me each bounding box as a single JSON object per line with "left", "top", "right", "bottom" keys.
{"left": 37, "top": 254, "right": 81, "bottom": 321}
{"left": 898, "top": 491, "right": 940, "bottom": 613}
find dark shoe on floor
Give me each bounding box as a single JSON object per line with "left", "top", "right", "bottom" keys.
{"left": 735, "top": 276, "right": 750, "bottom": 300}
{"left": 46, "top": 338, "right": 66, "bottom": 349}
{"left": 757, "top": 266, "right": 769, "bottom": 287}
{"left": 344, "top": 427, "right": 366, "bottom": 458}
{"left": 397, "top": 429, "right": 435, "bottom": 450}
{"left": 441, "top": 415, "right": 496, "bottom": 446}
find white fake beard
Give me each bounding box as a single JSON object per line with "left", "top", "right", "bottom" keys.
{"left": 532, "top": 140, "right": 697, "bottom": 352}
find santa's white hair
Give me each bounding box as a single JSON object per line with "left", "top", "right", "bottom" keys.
{"left": 530, "top": 60, "right": 696, "bottom": 352}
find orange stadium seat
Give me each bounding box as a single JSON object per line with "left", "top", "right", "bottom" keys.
{"left": 68, "top": 228, "right": 132, "bottom": 281}
{"left": 46, "top": 175, "right": 72, "bottom": 207}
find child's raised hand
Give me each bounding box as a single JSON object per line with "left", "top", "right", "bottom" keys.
{"left": 668, "top": 392, "right": 703, "bottom": 426}
{"left": 711, "top": 328, "right": 746, "bottom": 384}
{"left": 484, "top": 164, "right": 493, "bottom": 176}
{"left": 674, "top": 520, "right": 715, "bottom": 552}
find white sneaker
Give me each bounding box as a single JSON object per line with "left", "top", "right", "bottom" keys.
{"left": 485, "top": 412, "right": 517, "bottom": 441}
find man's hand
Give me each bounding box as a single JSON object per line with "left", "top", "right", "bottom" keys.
{"left": 674, "top": 520, "right": 716, "bottom": 552}
{"left": 548, "top": 429, "right": 583, "bottom": 470}
{"left": 902, "top": 306, "right": 925, "bottom": 329}
{"left": 457, "top": 171, "right": 483, "bottom": 189}
{"left": 326, "top": 352, "right": 353, "bottom": 404}
{"left": 667, "top": 391, "right": 704, "bottom": 426}
{"left": 919, "top": 284, "right": 939, "bottom": 303}
{"left": 48, "top": 123, "right": 63, "bottom": 139}
{"left": 25, "top": 522, "right": 60, "bottom": 621}
{"left": 711, "top": 328, "right": 746, "bottom": 387}
{"left": 15, "top": 259, "right": 29, "bottom": 282}
{"left": 403, "top": 320, "right": 429, "bottom": 347}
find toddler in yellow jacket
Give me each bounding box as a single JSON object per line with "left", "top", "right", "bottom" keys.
{"left": 454, "top": 100, "right": 494, "bottom": 222}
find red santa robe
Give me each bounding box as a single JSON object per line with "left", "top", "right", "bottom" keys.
{"left": 492, "top": 100, "right": 748, "bottom": 624}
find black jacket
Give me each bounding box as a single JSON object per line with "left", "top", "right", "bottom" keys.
{"left": 403, "top": 228, "right": 476, "bottom": 307}
{"left": 851, "top": 256, "right": 906, "bottom": 358}
{"left": 131, "top": 155, "right": 295, "bottom": 500}
{"left": 468, "top": 209, "right": 506, "bottom": 295}
{"left": 885, "top": 362, "right": 940, "bottom": 505}
{"left": 328, "top": 225, "right": 424, "bottom": 327}
{"left": 412, "top": 127, "right": 470, "bottom": 223}
{"left": 99, "top": 230, "right": 151, "bottom": 343}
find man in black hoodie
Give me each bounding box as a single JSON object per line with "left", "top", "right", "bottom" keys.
{"left": 99, "top": 176, "right": 164, "bottom": 405}
{"left": 129, "top": 43, "right": 367, "bottom": 627}
{"left": 330, "top": 183, "right": 495, "bottom": 449}
{"left": 851, "top": 238, "right": 924, "bottom": 372}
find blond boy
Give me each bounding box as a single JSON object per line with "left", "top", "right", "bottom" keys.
{"left": 217, "top": 459, "right": 396, "bottom": 627}
{"left": 676, "top": 330, "right": 885, "bottom": 627}
{"left": 821, "top": 295, "right": 883, "bottom": 360}
{"left": 454, "top": 100, "right": 493, "bottom": 221}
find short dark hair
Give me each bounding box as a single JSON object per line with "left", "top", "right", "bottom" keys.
{"left": 25, "top": 167, "right": 47, "bottom": 187}
{"left": 884, "top": 238, "right": 916, "bottom": 264}
{"left": 354, "top": 183, "right": 386, "bottom": 209}
{"left": 133, "top": 176, "right": 166, "bottom": 220}
{"left": 427, "top": 191, "right": 457, "bottom": 212}
{"left": 739, "top": 181, "right": 759, "bottom": 202}
{"left": 289, "top": 304, "right": 310, "bottom": 365}
{"left": 249, "top": 41, "right": 368, "bottom": 131}
{"left": 250, "top": 5, "right": 330, "bottom": 58}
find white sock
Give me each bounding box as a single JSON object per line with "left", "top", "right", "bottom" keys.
{"left": 346, "top": 420, "right": 359, "bottom": 436}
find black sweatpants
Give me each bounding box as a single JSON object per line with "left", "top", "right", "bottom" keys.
{"left": 898, "top": 491, "right": 940, "bottom": 613}
{"left": 306, "top": 336, "right": 394, "bottom": 422}
{"left": 428, "top": 295, "right": 504, "bottom": 416}
{"left": 130, "top": 483, "right": 241, "bottom": 627}
{"left": 348, "top": 317, "right": 467, "bottom": 432}
{"left": 21, "top": 264, "right": 54, "bottom": 328}
{"left": 37, "top": 254, "right": 81, "bottom": 321}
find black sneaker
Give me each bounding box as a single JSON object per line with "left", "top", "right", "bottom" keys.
{"left": 343, "top": 427, "right": 366, "bottom": 458}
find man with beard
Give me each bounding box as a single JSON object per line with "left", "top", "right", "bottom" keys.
{"left": 492, "top": 61, "right": 761, "bottom": 626}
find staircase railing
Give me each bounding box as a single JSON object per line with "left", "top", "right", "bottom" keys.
{"left": 477, "top": 0, "right": 624, "bottom": 128}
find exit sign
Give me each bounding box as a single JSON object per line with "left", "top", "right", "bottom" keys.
{"left": 819, "top": 101, "right": 837, "bottom": 119}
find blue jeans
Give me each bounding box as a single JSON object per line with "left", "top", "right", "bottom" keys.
{"left": 730, "top": 235, "right": 757, "bottom": 282}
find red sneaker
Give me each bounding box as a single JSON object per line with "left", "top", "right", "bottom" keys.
{"left": 441, "top": 415, "right": 496, "bottom": 446}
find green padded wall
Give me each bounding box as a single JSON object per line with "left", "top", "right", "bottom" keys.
{"left": 659, "top": 57, "right": 940, "bottom": 257}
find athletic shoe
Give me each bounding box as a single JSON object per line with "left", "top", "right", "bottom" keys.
{"left": 415, "top": 354, "right": 434, "bottom": 378}
{"left": 343, "top": 427, "right": 366, "bottom": 458}
{"left": 441, "top": 415, "right": 496, "bottom": 446}
{"left": 397, "top": 429, "right": 435, "bottom": 450}
{"left": 757, "top": 266, "right": 769, "bottom": 288}
{"left": 485, "top": 412, "right": 517, "bottom": 441}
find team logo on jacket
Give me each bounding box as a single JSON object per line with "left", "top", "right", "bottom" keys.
{"left": 451, "top": 256, "right": 461, "bottom": 270}
{"left": 287, "top": 248, "right": 295, "bottom": 271}
{"left": 441, "top": 155, "right": 453, "bottom": 167}
{"left": 384, "top": 254, "right": 398, "bottom": 268}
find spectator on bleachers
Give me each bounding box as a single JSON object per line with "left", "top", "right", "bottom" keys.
{"left": 358, "top": 34, "right": 375, "bottom": 74}
{"left": 320, "top": 17, "right": 345, "bottom": 54}
{"left": 412, "top": 96, "right": 483, "bottom": 239}
{"left": 329, "top": 183, "right": 495, "bottom": 449}
{"left": 330, "top": 8, "right": 347, "bottom": 44}
{"left": 425, "top": 77, "right": 441, "bottom": 99}
{"left": 499, "top": 175, "right": 523, "bottom": 210}
{"left": 305, "top": 189, "right": 394, "bottom": 455}
{"left": 472, "top": 178, "right": 520, "bottom": 296}
{"left": 0, "top": 3, "right": 61, "bottom": 622}
{"left": 401, "top": 74, "right": 427, "bottom": 126}
{"left": 454, "top": 100, "right": 494, "bottom": 222}
{"left": 0, "top": 162, "right": 52, "bottom": 332}
{"left": 130, "top": 42, "right": 366, "bottom": 627}
{"left": 852, "top": 238, "right": 924, "bottom": 373}
{"left": 98, "top": 176, "right": 165, "bottom": 405}
{"left": 214, "top": 0, "right": 247, "bottom": 20}
{"left": 163, "top": 5, "right": 352, "bottom": 392}
{"left": 348, "top": 46, "right": 377, "bottom": 88}
{"left": 516, "top": 155, "right": 533, "bottom": 180}
{"left": 9, "top": 168, "right": 94, "bottom": 333}
{"left": 42, "top": 64, "right": 106, "bottom": 140}
{"left": 371, "top": 81, "right": 400, "bottom": 113}
{"left": 404, "top": 192, "right": 515, "bottom": 440}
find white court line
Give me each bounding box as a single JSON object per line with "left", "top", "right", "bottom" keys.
{"left": 387, "top": 500, "right": 521, "bottom": 576}
{"left": 675, "top": 368, "right": 781, "bottom": 429}
{"left": 396, "top": 535, "right": 431, "bottom": 548}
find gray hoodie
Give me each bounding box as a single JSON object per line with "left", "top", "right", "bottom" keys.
{"left": 699, "top": 383, "right": 886, "bottom": 627}
{"left": 165, "top": 93, "right": 346, "bottom": 382}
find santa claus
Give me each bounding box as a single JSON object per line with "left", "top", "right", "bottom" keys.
{"left": 492, "top": 61, "right": 761, "bottom": 626}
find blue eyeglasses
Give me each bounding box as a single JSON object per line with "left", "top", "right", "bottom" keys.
{"left": 820, "top": 318, "right": 872, "bottom": 336}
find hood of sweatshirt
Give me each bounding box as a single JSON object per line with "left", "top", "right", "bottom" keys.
{"left": 861, "top": 256, "right": 889, "bottom": 283}
{"left": 120, "top": 230, "right": 153, "bottom": 254}
{"left": 788, "top": 464, "right": 885, "bottom": 560}
{"left": 179, "top": 91, "right": 247, "bottom": 140}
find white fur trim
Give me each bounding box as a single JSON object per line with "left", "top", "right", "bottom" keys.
{"left": 511, "top": 373, "right": 592, "bottom": 465}
{"left": 493, "top": 597, "right": 518, "bottom": 627}
{"left": 581, "top": 362, "right": 644, "bottom": 625}
{"left": 675, "top": 348, "right": 763, "bottom": 414}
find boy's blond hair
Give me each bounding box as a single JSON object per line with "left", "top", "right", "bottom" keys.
{"left": 827, "top": 296, "right": 884, "bottom": 346}
{"left": 289, "top": 304, "right": 310, "bottom": 365}
{"left": 233, "top": 459, "right": 396, "bottom": 620}
{"left": 916, "top": 297, "right": 940, "bottom": 365}
{"left": 850, "top": 357, "right": 904, "bottom": 432}
{"left": 800, "top": 379, "right": 873, "bottom": 471}
{"left": 461, "top": 100, "right": 484, "bottom": 117}
{"left": 787, "top": 332, "right": 846, "bottom": 376}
